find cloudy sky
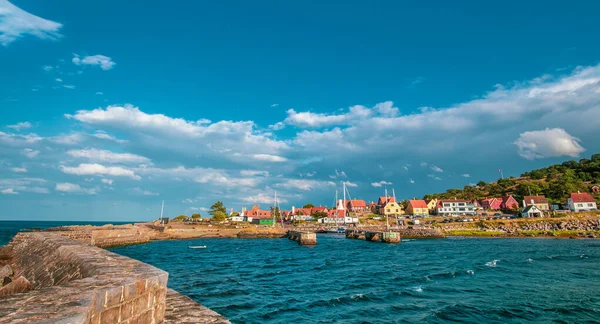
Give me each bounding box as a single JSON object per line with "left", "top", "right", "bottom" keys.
{"left": 1, "top": 0, "right": 599, "bottom": 221}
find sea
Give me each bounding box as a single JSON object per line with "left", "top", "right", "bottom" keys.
{"left": 3, "top": 222, "right": 600, "bottom": 323}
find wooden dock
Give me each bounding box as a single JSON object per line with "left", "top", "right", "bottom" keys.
{"left": 345, "top": 229, "right": 400, "bottom": 243}
{"left": 287, "top": 231, "right": 317, "bottom": 245}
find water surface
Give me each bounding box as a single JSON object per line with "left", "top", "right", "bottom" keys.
{"left": 111, "top": 236, "right": 600, "bottom": 323}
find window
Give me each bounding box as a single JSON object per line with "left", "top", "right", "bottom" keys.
{"left": 577, "top": 204, "right": 583, "bottom": 207}
{"left": 396, "top": 209, "right": 399, "bottom": 212}
{"left": 588, "top": 203, "right": 594, "bottom": 207}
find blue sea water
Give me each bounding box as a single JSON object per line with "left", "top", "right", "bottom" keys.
{"left": 0, "top": 220, "right": 133, "bottom": 246}
{"left": 109, "top": 235, "right": 600, "bottom": 323}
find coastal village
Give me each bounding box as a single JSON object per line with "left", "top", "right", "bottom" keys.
{"left": 202, "top": 189, "right": 599, "bottom": 226}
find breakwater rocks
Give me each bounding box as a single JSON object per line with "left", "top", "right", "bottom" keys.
{"left": 46, "top": 224, "right": 152, "bottom": 248}
{"left": 0, "top": 232, "right": 229, "bottom": 324}
{"left": 236, "top": 228, "right": 288, "bottom": 238}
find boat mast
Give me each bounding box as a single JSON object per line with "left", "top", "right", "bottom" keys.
{"left": 343, "top": 181, "right": 346, "bottom": 225}
{"left": 273, "top": 190, "right": 276, "bottom": 227}
{"left": 160, "top": 200, "right": 165, "bottom": 225}
{"left": 393, "top": 188, "right": 399, "bottom": 227}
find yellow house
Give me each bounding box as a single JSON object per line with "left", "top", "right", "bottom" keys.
{"left": 379, "top": 201, "right": 403, "bottom": 217}
{"left": 406, "top": 200, "right": 429, "bottom": 216}
{"left": 425, "top": 199, "right": 438, "bottom": 212}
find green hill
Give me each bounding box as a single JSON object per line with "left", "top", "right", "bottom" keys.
{"left": 422, "top": 153, "right": 600, "bottom": 205}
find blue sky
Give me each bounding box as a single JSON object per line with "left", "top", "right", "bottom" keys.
{"left": 1, "top": 0, "right": 600, "bottom": 221}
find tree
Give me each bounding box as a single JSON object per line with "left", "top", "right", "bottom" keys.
{"left": 477, "top": 181, "right": 487, "bottom": 187}
{"left": 209, "top": 201, "right": 227, "bottom": 217}
{"left": 302, "top": 204, "right": 314, "bottom": 209}
{"left": 212, "top": 211, "right": 227, "bottom": 222}
{"left": 270, "top": 206, "right": 281, "bottom": 220}
{"left": 173, "top": 215, "right": 187, "bottom": 221}
{"left": 191, "top": 213, "right": 201, "bottom": 219}
{"left": 312, "top": 211, "right": 328, "bottom": 219}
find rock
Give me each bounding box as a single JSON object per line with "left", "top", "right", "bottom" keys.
{"left": 0, "top": 264, "right": 13, "bottom": 278}
{"left": 2, "top": 276, "right": 11, "bottom": 286}
{"left": 0, "top": 276, "right": 32, "bottom": 297}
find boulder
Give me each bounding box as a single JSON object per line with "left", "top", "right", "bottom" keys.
{"left": 0, "top": 264, "right": 12, "bottom": 278}
{"left": 0, "top": 276, "right": 32, "bottom": 297}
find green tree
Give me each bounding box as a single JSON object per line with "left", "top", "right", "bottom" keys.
{"left": 212, "top": 211, "right": 227, "bottom": 222}
{"left": 311, "top": 211, "right": 328, "bottom": 219}
{"left": 173, "top": 215, "right": 187, "bottom": 221}
{"left": 270, "top": 206, "right": 281, "bottom": 220}
{"left": 209, "top": 201, "right": 227, "bottom": 217}
{"left": 191, "top": 213, "right": 201, "bottom": 219}
{"left": 476, "top": 181, "right": 487, "bottom": 187}
{"left": 302, "top": 204, "right": 314, "bottom": 209}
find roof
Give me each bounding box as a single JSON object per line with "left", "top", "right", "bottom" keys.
{"left": 311, "top": 206, "right": 328, "bottom": 212}
{"left": 570, "top": 192, "right": 595, "bottom": 203}
{"left": 502, "top": 195, "right": 516, "bottom": 203}
{"left": 328, "top": 209, "right": 346, "bottom": 218}
{"left": 408, "top": 200, "right": 428, "bottom": 209}
{"left": 378, "top": 196, "right": 396, "bottom": 205}
{"left": 348, "top": 199, "right": 367, "bottom": 207}
{"left": 524, "top": 196, "right": 548, "bottom": 204}
{"left": 522, "top": 205, "right": 540, "bottom": 213}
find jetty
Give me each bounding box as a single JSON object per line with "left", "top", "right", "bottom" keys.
{"left": 287, "top": 231, "right": 317, "bottom": 245}
{"left": 345, "top": 229, "right": 401, "bottom": 243}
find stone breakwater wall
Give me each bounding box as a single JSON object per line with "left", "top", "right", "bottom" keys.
{"left": 47, "top": 225, "right": 152, "bottom": 248}
{"left": 0, "top": 232, "right": 230, "bottom": 324}
{"left": 480, "top": 219, "right": 600, "bottom": 234}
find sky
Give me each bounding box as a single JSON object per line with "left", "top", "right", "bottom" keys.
{"left": 1, "top": 0, "right": 600, "bottom": 221}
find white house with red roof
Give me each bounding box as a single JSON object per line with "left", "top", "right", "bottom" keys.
{"left": 567, "top": 192, "right": 597, "bottom": 212}
{"left": 436, "top": 199, "right": 475, "bottom": 216}
{"left": 318, "top": 200, "right": 358, "bottom": 224}
{"left": 346, "top": 199, "right": 367, "bottom": 212}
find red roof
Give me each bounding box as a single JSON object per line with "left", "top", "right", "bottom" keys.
{"left": 378, "top": 196, "right": 396, "bottom": 205}
{"left": 311, "top": 206, "right": 328, "bottom": 212}
{"left": 524, "top": 196, "right": 548, "bottom": 204}
{"left": 348, "top": 199, "right": 367, "bottom": 207}
{"left": 570, "top": 192, "right": 595, "bottom": 203}
{"left": 328, "top": 209, "right": 346, "bottom": 218}
{"left": 408, "top": 200, "right": 427, "bottom": 209}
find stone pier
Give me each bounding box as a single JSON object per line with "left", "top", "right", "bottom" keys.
{"left": 345, "top": 229, "right": 401, "bottom": 243}
{"left": 287, "top": 231, "right": 317, "bottom": 245}
{"left": 0, "top": 232, "right": 229, "bottom": 323}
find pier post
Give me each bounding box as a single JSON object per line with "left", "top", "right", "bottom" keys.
{"left": 288, "top": 231, "right": 317, "bottom": 245}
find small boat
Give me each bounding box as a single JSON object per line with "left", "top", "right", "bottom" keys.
{"left": 189, "top": 245, "right": 207, "bottom": 249}
{"left": 326, "top": 227, "right": 346, "bottom": 234}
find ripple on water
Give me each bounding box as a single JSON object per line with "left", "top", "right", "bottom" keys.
{"left": 109, "top": 236, "right": 600, "bottom": 323}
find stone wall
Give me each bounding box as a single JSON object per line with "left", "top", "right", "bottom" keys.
{"left": 48, "top": 226, "right": 151, "bottom": 248}
{"left": 0, "top": 232, "right": 168, "bottom": 323}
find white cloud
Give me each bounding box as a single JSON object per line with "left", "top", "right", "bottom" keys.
{"left": 42, "top": 65, "right": 53, "bottom": 72}
{"left": 0, "top": 131, "right": 42, "bottom": 146}
{"left": 343, "top": 181, "right": 358, "bottom": 187}
{"left": 371, "top": 181, "right": 392, "bottom": 188}
{"left": 409, "top": 179, "right": 415, "bottom": 184}
{"left": 129, "top": 187, "right": 158, "bottom": 196}
{"left": 67, "top": 148, "right": 150, "bottom": 164}
{"left": 95, "top": 92, "right": 103, "bottom": 95}
{"left": 11, "top": 167, "right": 27, "bottom": 173}
{"left": 7, "top": 121, "right": 32, "bottom": 131}
{"left": 335, "top": 169, "right": 347, "bottom": 178}
{"left": 284, "top": 104, "right": 372, "bottom": 128}
{"left": 63, "top": 85, "right": 76, "bottom": 90}
{"left": 91, "top": 131, "right": 127, "bottom": 143}
{"left": 21, "top": 148, "right": 40, "bottom": 158}
{"left": 1, "top": 188, "right": 18, "bottom": 195}
{"left": 134, "top": 165, "right": 259, "bottom": 188}
{"left": 276, "top": 179, "right": 335, "bottom": 191}
{"left": 0, "top": 0, "right": 63, "bottom": 46}
{"left": 271, "top": 104, "right": 279, "bottom": 107}
{"left": 462, "top": 174, "right": 471, "bottom": 178}
{"left": 428, "top": 174, "right": 442, "bottom": 181}
{"left": 59, "top": 163, "right": 141, "bottom": 180}
{"left": 0, "top": 178, "right": 49, "bottom": 194}
{"left": 269, "top": 122, "right": 285, "bottom": 131}
{"left": 55, "top": 78, "right": 62, "bottom": 83}
{"left": 66, "top": 104, "right": 287, "bottom": 161}
{"left": 252, "top": 154, "right": 287, "bottom": 162}
{"left": 430, "top": 165, "right": 444, "bottom": 173}
{"left": 50, "top": 133, "right": 85, "bottom": 145}
{"left": 241, "top": 193, "right": 288, "bottom": 204}
{"left": 240, "top": 170, "right": 270, "bottom": 177}
{"left": 55, "top": 182, "right": 97, "bottom": 195}
{"left": 72, "top": 54, "right": 116, "bottom": 70}
{"left": 101, "top": 178, "right": 113, "bottom": 185}
{"left": 514, "top": 128, "right": 586, "bottom": 160}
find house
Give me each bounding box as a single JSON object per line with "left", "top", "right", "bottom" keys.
{"left": 368, "top": 201, "right": 377, "bottom": 213}
{"left": 592, "top": 185, "right": 599, "bottom": 193}
{"left": 501, "top": 195, "right": 519, "bottom": 210}
{"left": 523, "top": 196, "right": 549, "bottom": 211}
{"left": 425, "top": 199, "right": 438, "bottom": 212}
{"left": 436, "top": 200, "right": 475, "bottom": 216}
{"left": 567, "top": 192, "right": 598, "bottom": 212}
{"left": 311, "top": 206, "right": 329, "bottom": 214}
{"left": 471, "top": 199, "right": 483, "bottom": 212}
{"left": 243, "top": 205, "right": 271, "bottom": 222}
{"left": 406, "top": 200, "right": 429, "bottom": 216}
{"left": 379, "top": 200, "right": 403, "bottom": 217}
{"left": 318, "top": 200, "right": 358, "bottom": 224}
{"left": 227, "top": 215, "right": 244, "bottom": 222}
{"left": 377, "top": 196, "right": 396, "bottom": 206}
{"left": 346, "top": 199, "right": 368, "bottom": 212}
{"left": 289, "top": 206, "right": 314, "bottom": 221}
{"left": 522, "top": 205, "right": 542, "bottom": 218}
{"left": 480, "top": 197, "right": 503, "bottom": 210}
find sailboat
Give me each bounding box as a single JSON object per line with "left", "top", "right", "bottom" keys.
{"left": 325, "top": 182, "right": 350, "bottom": 234}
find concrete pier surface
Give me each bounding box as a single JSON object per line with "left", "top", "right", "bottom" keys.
{"left": 288, "top": 231, "right": 317, "bottom": 245}
{"left": 345, "top": 229, "right": 401, "bottom": 243}
{"left": 0, "top": 232, "right": 229, "bottom": 324}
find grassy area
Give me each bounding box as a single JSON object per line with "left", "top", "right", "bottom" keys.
{"left": 445, "top": 230, "right": 506, "bottom": 237}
